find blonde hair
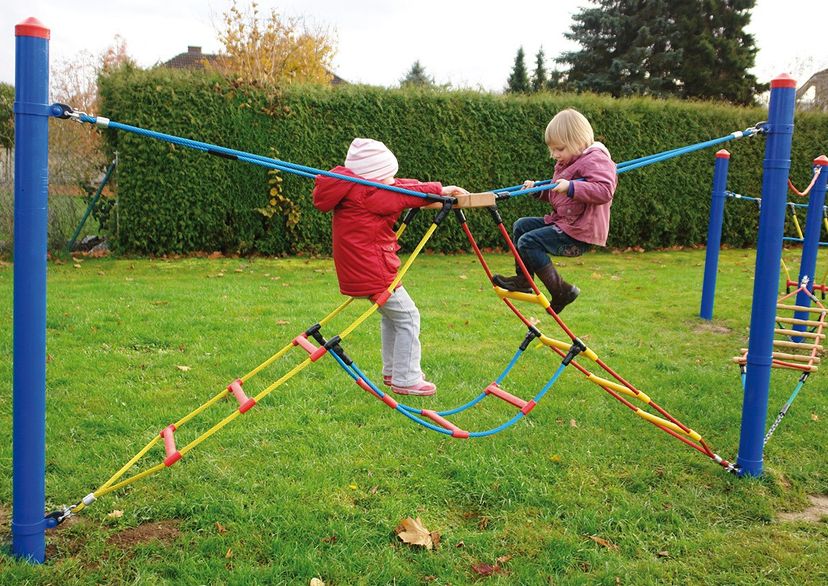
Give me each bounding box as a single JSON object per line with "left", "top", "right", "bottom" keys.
{"left": 544, "top": 108, "right": 594, "bottom": 156}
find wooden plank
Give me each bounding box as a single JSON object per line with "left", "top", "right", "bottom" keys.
{"left": 777, "top": 316, "right": 825, "bottom": 327}
{"left": 776, "top": 303, "right": 828, "bottom": 314}
{"left": 424, "top": 191, "right": 496, "bottom": 209}
{"left": 774, "top": 328, "right": 825, "bottom": 339}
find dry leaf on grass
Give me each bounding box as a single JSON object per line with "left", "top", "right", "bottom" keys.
{"left": 176, "top": 365, "right": 191, "bottom": 372}
{"left": 471, "top": 562, "right": 504, "bottom": 577}
{"left": 310, "top": 578, "right": 325, "bottom": 586}
{"left": 395, "top": 517, "right": 439, "bottom": 550}
{"left": 588, "top": 534, "right": 619, "bottom": 551}
{"left": 107, "top": 510, "right": 124, "bottom": 519}
{"left": 215, "top": 522, "right": 227, "bottom": 534}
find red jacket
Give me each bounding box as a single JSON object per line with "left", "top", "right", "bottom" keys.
{"left": 539, "top": 142, "right": 617, "bottom": 246}
{"left": 312, "top": 166, "right": 443, "bottom": 297}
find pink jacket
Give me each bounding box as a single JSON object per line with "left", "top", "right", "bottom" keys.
{"left": 538, "top": 142, "right": 617, "bottom": 246}
{"left": 312, "top": 166, "right": 443, "bottom": 297}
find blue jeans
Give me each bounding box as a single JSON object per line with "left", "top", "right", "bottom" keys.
{"left": 513, "top": 217, "right": 589, "bottom": 273}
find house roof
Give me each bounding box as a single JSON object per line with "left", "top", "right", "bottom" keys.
{"left": 162, "top": 45, "right": 347, "bottom": 85}
{"left": 162, "top": 46, "right": 219, "bottom": 70}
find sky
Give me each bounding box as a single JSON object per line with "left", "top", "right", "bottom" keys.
{"left": 2, "top": 0, "right": 827, "bottom": 92}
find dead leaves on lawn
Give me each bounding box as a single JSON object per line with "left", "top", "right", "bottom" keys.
{"left": 395, "top": 517, "right": 440, "bottom": 550}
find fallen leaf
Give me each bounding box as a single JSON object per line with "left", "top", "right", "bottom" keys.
{"left": 657, "top": 550, "right": 670, "bottom": 558}
{"left": 471, "top": 563, "right": 502, "bottom": 576}
{"left": 369, "top": 485, "right": 378, "bottom": 495}
{"left": 225, "top": 548, "right": 233, "bottom": 558}
{"left": 549, "top": 454, "right": 562, "bottom": 463}
{"left": 570, "top": 419, "right": 578, "bottom": 428}
{"left": 321, "top": 535, "right": 337, "bottom": 544}
{"left": 589, "top": 535, "right": 618, "bottom": 551}
{"left": 496, "top": 554, "right": 512, "bottom": 564}
{"left": 73, "top": 263, "right": 82, "bottom": 269}
{"left": 455, "top": 540, "right": 465, "bottom": 548}
{"left": 215, "top": 522, "right": 227, "bottom": 534}
{"left": 459, "top": 274, "right": 468, "bottom": 280}
{"left": 275, "top": 319, "right": 290, "bottom": 325}
{"left": 812, "top": 413, "right": 820, "bottom": 421}
{"left": 107, "top": 510, "right": 124, "bottom": 518}
{"left": 310, "top": 579, "right": 325, "bottom": 586}
{"left": 395, "top": 517, "right": 436, "bottom": 549}
{"left": 477, "top": 516, "right": 490, "bottom": 530}
{"left": 176, "top": 365, "right": 191, "bottom": 372}
{"left": 348, "top": 483, "right": 358, "bottom": 490}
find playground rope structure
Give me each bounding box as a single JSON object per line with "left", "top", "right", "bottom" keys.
{"left": 733, "top": 278, "right": 826, "bottom": 445}
{"left": 46, "top": 103, "right": 768, "bottom": 525}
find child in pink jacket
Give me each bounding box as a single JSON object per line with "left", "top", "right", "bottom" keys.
{"left": 493, "top": 108, "right": 617, "bottom": 313}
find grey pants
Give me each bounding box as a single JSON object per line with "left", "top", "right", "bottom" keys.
{"left": 376, "top": 286, "right": 422, "bottom": 386}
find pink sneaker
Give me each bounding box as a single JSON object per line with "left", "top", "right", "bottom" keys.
{"left": 391, "top": 379, "right": 437, "bottom": 396}
{"left": 384, "top": 373, "right": 427, "bottom": 387}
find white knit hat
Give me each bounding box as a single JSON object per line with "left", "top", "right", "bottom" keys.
{"left": 344, "top": 138, "right": 399, "bottom": 181}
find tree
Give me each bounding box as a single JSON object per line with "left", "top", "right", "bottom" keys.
{"left": 400, "top": 60, "right": 435, "bottom": 88}
{"left": 558, "top": 0, "right": 762, "bottom": 104}
{"left": 505, "top": 47, "right": 530, "bottom": 94}
{"left": 212, "top": 0, "right": 336, "bottom": 86}
{"left": 559, "top": 0, "right": 681, "bottom": 97}
{"left": 672, "top": 1, "right": 763, "bottom": 104}
{"left": 531, "top": 48, "right": 548, "bottom": 93}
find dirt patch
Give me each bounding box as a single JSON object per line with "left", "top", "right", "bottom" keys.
{"left": 693, "top": 322, "right": 732, "bottom": 334}
{"left": 778, "top": 495, "right": 828, "bottom": 523}
{"left": 107, "top": 520, "right": 182, "bottom": 548}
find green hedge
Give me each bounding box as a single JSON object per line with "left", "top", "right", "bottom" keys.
{"left": 98, "top": 67, "right": 828, "bottom": 255}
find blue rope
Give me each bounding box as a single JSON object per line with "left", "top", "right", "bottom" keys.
{"left": 494, "top": 126, "right": 761, "bottom": 198}
{"left": 320, "top": 334, "right": 564, "bottom": 437}
{"left": 74, "top": 113, "right": 452, "bottom": 204}
{"left": 65, "top": 108, "right": 760, "bottom": 204}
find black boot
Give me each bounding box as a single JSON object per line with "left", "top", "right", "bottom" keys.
{"left": 492, "top": 272, "right": 534, "bottom": 293}
{"left": 492, "top": 272, "right": 533, "bottom": 293}
{"left": 535, "top": 263, "right": 580, "bottom": 313}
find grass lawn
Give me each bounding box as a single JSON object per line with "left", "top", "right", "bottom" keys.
{"left": 1, "top": 248, "right": 827, "bottom": 585}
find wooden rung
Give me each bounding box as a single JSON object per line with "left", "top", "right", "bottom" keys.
{"left": 777, "top": 316, "right": 825, "bottom": 327}
{"left": 424, "top": 191, "right": 496, "bottom": 209}
{"left": 776, "top": 303, "right": 828, "bottom": 314}
{"left": 773, "top": 339, "right": 824, "bottom": 352}
{"left": 774, "top": 328, "right": 825, "bottom": 339}
{"left": 732, "top": 356, "right": 819, "bottom": 372}
{"left": 738, "top": 349, "right": 821, "bottom": 363}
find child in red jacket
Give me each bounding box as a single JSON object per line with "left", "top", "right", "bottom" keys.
{"left": 493, "top": 109, "right": 617, "bottom": 313}
{"left": 313, "top": 138, "right": 468, "bottom": 395}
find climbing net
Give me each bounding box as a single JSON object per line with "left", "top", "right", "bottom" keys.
{"left": 46, "top": 103, "right": 765, "bottom": 525}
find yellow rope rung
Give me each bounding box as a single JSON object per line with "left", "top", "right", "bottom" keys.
{"left": 636, "top": 409, "right": 702, "bottom": 441}
{"left": 587, "top": 373, "right": 651, "bottom": 404}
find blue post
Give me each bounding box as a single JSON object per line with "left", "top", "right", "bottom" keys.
{"left": 792, "top": 155, "right": 828, "bottom": 336}
{"left": 12, "top": 17, "right": 50, "bottom": 563}
{"left": 737, "top": 74, "right": 797, "bottom": 477}
{"left": 700, "top": 150, "right": 731, "bottom": 320}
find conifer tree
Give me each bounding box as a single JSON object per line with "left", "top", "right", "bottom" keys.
{"left": 400, "top": 60, "right": 435, "bottom": 88}
{"left": 531, "top": 48, "right": 548, "bottom": 93}
{"left": 506, "top": 47, "right": 530, "bottom": 94}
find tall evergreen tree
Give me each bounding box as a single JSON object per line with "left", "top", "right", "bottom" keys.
{"left": 531, "top": 48, "right": 548, "bottom": 93}
{"left": 558, "top": 0, "right": 761, "bottom": 104}
{"left": 672, "top": 1, "right": 763, "bottom": 104}
{"left": 506, "top": 47, "right": 530, "bottom": 94}
{"left": 400, "top": 60, "right": 435, "bottom": 88}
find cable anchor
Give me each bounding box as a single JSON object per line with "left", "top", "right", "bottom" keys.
{"left": 562, "top": 338, "right": 587, "bottom": 366}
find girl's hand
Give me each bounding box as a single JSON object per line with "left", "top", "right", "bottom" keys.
{"left": 522, "top": 180, "right": 536, "bottom": 189}
{"left": 551, "top": 179, "right": 570, "bottom": 193}
{"left": 442, "top": 185, "right": 469, "bottom": 196}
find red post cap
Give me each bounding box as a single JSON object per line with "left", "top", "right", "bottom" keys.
{"left": 814, "top": 155, "right": 828, "bottom": 167}
{"left": 16, "top": 17, "right": 50, "bottom": 39}
{"left": 716, "top": 149, "right": 731, "bottom": 159}
{"left": 770, "top": 73, "right": 796, "bottom": 89}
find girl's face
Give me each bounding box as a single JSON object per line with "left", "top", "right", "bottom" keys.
{"left": 548, "top": 141, "right": 576, "bottom": 164}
